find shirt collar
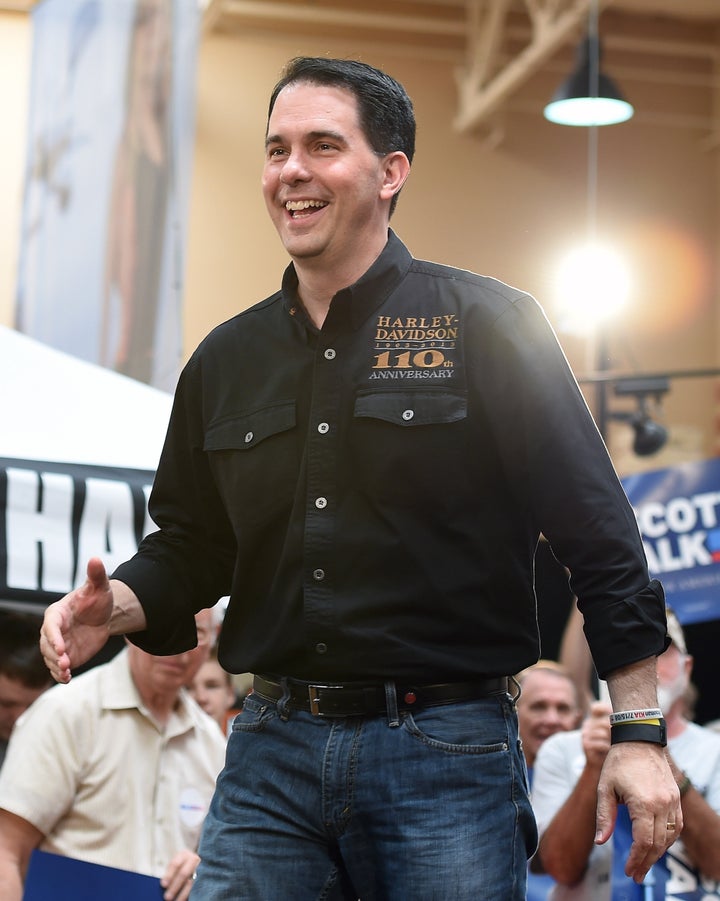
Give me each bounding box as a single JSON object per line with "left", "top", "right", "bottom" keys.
{"left": 281, "top": 229, "right": 413, "bottom": 333}
{"left": 99, "top": 647, "right": 195, "bottom": 737}
{"left": 100, "top": 648, "right": 140, "bottom": 710}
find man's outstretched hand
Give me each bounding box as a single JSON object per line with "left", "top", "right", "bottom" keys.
{"left": 39, "top": 557, "right": 115, "bottom": 683}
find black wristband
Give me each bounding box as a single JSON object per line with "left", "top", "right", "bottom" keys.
{"left": 610, "top": 719, "right": 667, "bottom": 748}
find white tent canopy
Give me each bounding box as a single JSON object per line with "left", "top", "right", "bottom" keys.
{"left": 0, "top": 325, "right": 173, "bottom": 468}
{"left": 0, "top": 326, "right": 174, "bottom": 610}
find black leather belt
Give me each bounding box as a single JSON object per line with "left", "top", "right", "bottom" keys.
{"left": 253, "top": 674, "right": 509, "bottom": 718}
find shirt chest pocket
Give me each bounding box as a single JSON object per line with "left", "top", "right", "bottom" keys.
{"left": 351, "top": 389, "right": 469, "bottom": 501}
{"left": 204, "top": 401, "right": 297, "bottom": 452}
{"left": 353, "top": 389, "right": 467, "bottom": 427}
{"left": 204, "top": 401, "right": 298, "bottom": 522}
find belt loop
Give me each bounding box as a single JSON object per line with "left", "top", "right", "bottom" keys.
{"left": 277, "top": 676, "right": 292, "bottom": 721}
{"left": 384, "top": 680, "right": 400, "bottom": 727}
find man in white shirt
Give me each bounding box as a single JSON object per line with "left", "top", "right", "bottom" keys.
{"left": 532, "top": 608, "right": 720, "bottom": 900}
{"left": 516, "top": 660, "right": 583, "bottom": 778}
{"left": 0, "top": 609, "right": 226, "bottom": 901}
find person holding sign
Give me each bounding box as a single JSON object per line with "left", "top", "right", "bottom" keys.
{"left": 532, "top": 608, "right": 720, "bottom": 899}
{"left": 0, "top": 609, "right": 224, "bottom": 900}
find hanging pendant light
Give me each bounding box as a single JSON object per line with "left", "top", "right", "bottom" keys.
{"left": 544, "top": 33, "right": 633, "bottom": 127}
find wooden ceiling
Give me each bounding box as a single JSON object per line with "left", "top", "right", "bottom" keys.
{"left": 3, "top": 1, "right": 718, "bottom": 141}
{"left": 202, "top": 0, "right": 720, "bottom": 141}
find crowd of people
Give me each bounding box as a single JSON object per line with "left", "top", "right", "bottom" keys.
{"left": 1, "top": 54, "right": 718, "bottom": 899}
{"left": 522, "top": 606, "right": 720, "bottom": 901}
{"left": 1, "top": 600, "right": 718, "bottom": 899}
{"left": 0, "top": 608, "right": 226, "bottom": 900}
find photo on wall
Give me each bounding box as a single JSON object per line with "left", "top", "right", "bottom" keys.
{"left": 16, "top": 0, "right": 200, "bottom": 391}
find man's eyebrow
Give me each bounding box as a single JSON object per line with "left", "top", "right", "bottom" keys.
{"left": 265, "top": 129, "right": 347, "bottom": 149}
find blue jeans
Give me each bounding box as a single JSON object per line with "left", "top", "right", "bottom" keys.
{"left": 193, "top": 687, "right": 536, "bottom": 900}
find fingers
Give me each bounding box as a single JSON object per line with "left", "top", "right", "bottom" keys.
{"left": 39, "top": 601, "right": 72, "bottom": 684}
{"left": 597, "top": 797, "right": 681, "bottom": 882}
{"left": 595, "top": 725, "right": 683, "bottom": 883}
{"left": 160, "top": 850, "right": 199, "bottom": 901}
{"left": 594, "top": 784, "right": 617, "bottom": 846}
{"left": 582, "top": 712, "right": 611, "bottom": 766}
{"left": 589, "top": 700, "right": 613, "bottom": 718}
{"left": 624, "top": 802, "right": 683, "bottom": 882}
{"left": 165, "top": 873, "right": 195, "bottom": 901}
{"left": 38, "top": 559, "right": 113, "bottom": 684}
{"left": 85, "top": 556, "right": 110, "bottom": 591}
{"left": 40, "top": 642, "right": 72, "bottom": 684}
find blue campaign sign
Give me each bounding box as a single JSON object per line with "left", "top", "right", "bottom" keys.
{"left": 24, "top": 849, "right": 164, "bottom": 900}
{"left": 622, "top": 458, "right": 720, "bottom": 625}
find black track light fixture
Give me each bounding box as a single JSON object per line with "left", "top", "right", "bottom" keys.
{"left": 544, "top": 3, "right": 633, "bottom": 128}
{"left": 609, "top": 378, "right": 669, "bottom": 456}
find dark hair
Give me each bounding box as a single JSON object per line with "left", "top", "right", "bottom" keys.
{"left": 0, "top": 611, "right": 51, "bottom": 689}
{"left": 268, "top": 57, "right": 416, "bottom": 215}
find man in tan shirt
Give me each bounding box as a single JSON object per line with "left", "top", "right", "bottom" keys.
{"left": 0, "top": 609, "right": 225, "bottom": 901}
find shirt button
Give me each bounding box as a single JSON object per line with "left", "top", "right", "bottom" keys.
{"left": 315, "top": 642, "right": 328, "bottom": 654}
{"left": 324, "top": 348, "right": 336, "bottom": 360}
{"left": 313, "top": 568, "right": 325, "bottom": 581}
{"left": 402, "top": 410, "right": 414, "bottom": 421}
{"left": 315, "top": 497, "right": 328, "bottom": 509}
{"left": 317, "top": 422, "right": 329, "bottom": 434}
{"left": 244, "top": 431, "right": 254, "bottom": 443}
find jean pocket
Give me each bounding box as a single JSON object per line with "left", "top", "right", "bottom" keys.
{"left": 402, "top": 697, "right": 512, "bottom": 755}
{"left": 230, "top": 692, "right": 277, "bottom": 734}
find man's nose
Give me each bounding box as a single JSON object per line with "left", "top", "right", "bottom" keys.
{"left": 280, "top": 151, "right": 311, "bottom": 184}
{"left": 544, "top": 707, "right": 564, "bottom": 726}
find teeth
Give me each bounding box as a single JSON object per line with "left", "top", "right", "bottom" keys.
{"left": 285, "top": 200, "right": 327, "bottom": 211}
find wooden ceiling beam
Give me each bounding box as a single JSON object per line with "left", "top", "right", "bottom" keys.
{"left": 453, "top": 0, "right": 615, "bottom": 133}
{"left": 216, "top": 0, "right": 467, "bottom": 38}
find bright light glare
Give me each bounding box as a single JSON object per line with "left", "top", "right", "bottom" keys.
{"left": 544, "top": 98, "right": 634, "bottom": 127}
{"left": 554, "top": 242, "right": 631, "bottom": 334}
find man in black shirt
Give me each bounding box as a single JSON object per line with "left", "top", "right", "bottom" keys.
{"left": 40, "top": 57, "right": 679, "bottom": 899}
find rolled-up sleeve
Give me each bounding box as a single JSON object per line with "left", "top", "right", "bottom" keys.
{"left": 473, "top": 292, "right": 668, "bottom": 677}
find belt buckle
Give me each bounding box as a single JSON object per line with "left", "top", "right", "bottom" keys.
{"left": 307, "top": 682, "right": 341, "bottom": 716}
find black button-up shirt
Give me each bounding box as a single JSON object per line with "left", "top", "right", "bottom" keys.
{"left": 117, "top": 231, "right": 666, "bottom": 681}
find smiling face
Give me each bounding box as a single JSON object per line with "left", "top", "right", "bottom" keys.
{"left": 262, "top": 81, "right": 408, "bottom": 280}
{"left": 189, "top": 657, "right": 236, "bottom": 728}
{"left": 128, "top": 610, "right": 215, "bottom": 698}
{"left": 516, "top": 669, "right": 581, "bottom": 767}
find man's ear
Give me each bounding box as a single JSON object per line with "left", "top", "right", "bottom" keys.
{"left": 379, "top": 151, "right": 411, "bottom": 202}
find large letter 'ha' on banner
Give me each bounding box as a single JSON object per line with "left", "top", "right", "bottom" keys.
{"left": 16, "top": 0, "right": 200, "bottom": 392}
{"left": 0, "top": 459, "right": 154, "bottom": 610}
{"left": 622, "top": 458, "right": 720, "bottom": 625}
